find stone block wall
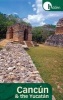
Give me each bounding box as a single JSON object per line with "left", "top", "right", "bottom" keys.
{"left": 55, "top": 27, "right": 63, "bottom": 34}
{"left": 45, "top": 34, "right": 63, "bottom": 47}
{"left": 6, "top": 27, "right": 13, "bottom": 39}
{"left": 55, "top": 18, "right": 63, "bottom": 34}
{"left": 28, "top": 34, "right": 32, "bottom": 41}
{"left": 45, "top": 18, "right": 63, "bottom": 47}
{"left": 6, "top": 23, "right": 32, "bottom": 42}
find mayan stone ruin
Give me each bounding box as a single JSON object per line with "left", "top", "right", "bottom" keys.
{"left": 6, "top": 23, "right": 34, "bottom": 47}
{"left": 45, "top": 18, "right": 63, "bottom": 47}
{"left": 55, "top": 18, "right": 63, "bottom": 34}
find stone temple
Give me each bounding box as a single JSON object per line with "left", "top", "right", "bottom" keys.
{"left": 45, "top": 18, "right": 63, "bottom": 47}
{"left": 6, "top": 23, "right": 34, "bottom": 47}
{"left": 55, "top": 18, "right": 63, "bottom": 34}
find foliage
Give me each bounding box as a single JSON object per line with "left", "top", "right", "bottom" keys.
{"left": 32, "top": 27, "right": 42, "bottom": 43}
{"left": 0, "top": 12, "right": 55, "bottom": 41}
{"left": 0, "top": 12, "right": 31, "bottom": 39}
{"left": 32, "top": 25, "right": 55, "bottom": 43}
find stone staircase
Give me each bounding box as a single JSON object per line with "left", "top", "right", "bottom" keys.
{"left": 0, "top": 41, "right": 56, "bottom": 100}
{"left": 45, "top": 34, "right": 63, "bottom": 47}
{"left": 20, "top": 41, "right": 34, "bottom": 47}
{"left": 0, "top": 39, "right": 34, "bottom": 49}
{"left": 25, "top": 41, "right": 34, "bottom": 47}
{"left": 17, "top": 41, "right": 34, "bottom": 47}
{"left": 0, "top": 42, "right": 43, "bottom": 83}
{"left": 20, "top": 41, "right": 25, "bottom": 45}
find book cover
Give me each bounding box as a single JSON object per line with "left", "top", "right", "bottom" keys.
{"left": 0, "top": 0, "right": 63, "bottom": 100}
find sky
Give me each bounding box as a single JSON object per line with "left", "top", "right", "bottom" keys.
{"left": 0, "top": 0, "right": 63, "bottom": 26}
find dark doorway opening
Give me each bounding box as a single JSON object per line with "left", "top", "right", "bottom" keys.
{"left": 24, "top": 29, "right": 28, "bottom": 41}
{"left": 10, "top": 27, "right": 13, "bottom": 39}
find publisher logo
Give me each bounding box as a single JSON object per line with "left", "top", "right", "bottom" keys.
{"left": 42, "top": 0, "right": 62, "bottom": 11}
{"left": 43, "top": 2, "right": 52, "bottom": 11}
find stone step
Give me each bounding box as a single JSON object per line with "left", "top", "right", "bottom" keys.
{"left": 25, "top": 41, "right": 34, "bottom": 47}
{"left": 45, "top": 34, "right": 63, "bottom": 47}
{"left": 0, "top": 42, "right": 43, "bottom": 83}
{"left": 0, "top": 42, "right": 56, "bottom": 100}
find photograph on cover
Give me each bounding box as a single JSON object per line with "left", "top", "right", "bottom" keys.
{"left": 0, "top": 0, "right": 63, "bottom": 100}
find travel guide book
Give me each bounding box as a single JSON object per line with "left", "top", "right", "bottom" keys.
{"left": 0, "top": 0, "right": 63, "bottom": 100}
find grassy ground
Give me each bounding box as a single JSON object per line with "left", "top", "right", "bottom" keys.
{"left": 27, "top": 45, "right": 63, "bottom": 100}
{"left": 0, "top": 45, "right": 3, "bottom": 50}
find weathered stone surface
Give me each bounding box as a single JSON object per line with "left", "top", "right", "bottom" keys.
{"left": 0, "top": 42, "right": 56, "bottom": 100}
{"left": 56, "top": 18, "right": 63, "bottom": 34}
{"left": 0, "top": 42, "right": 43, "bottom": 83}
{"left": 45, "top": 18, "right": 63, "bottom": 47}
{"left": 6, "top": 23, "right": 32, "bottom": 41}
{"left": 45, "top": 34, "right": 63, "bottom": 47}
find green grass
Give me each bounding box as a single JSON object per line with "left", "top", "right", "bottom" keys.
{"left": 0, "top": 45, "right": 3, "bottom": 50}
{"left": 27, "top": 45, "right": 63, "bottom": 100}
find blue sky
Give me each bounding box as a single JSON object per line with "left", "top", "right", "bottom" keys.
{"left": 0, "top": 0, "right": 63, "bottom": 26}
{"left": 0, "top": 0, "right": 34, "bottom": 18}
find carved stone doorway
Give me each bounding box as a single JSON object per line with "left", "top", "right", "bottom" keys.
{"left": 10, "top": 27, "right": 13, "bottom": 39}
{"left": 24, "top": 29, "right": 28, "bottom": 41}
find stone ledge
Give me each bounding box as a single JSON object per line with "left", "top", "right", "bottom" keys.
{"left": 0, "top": 42, "right": 56, "bottom": 100}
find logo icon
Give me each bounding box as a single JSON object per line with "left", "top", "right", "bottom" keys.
{"left": 43, "top": 2, "right": 52, "bottom": 10}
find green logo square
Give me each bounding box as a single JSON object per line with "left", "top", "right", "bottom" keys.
{"left": 42, "top": 0, "right": 63, "bottom": 11}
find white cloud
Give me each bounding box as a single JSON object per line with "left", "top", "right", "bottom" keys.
{"left": 23, "top": 0, "right": 63, "bottom": 26}
{"left": 13, "top": 12, "right": 18, "bottom": 15}
{"left": 36, "top": 0, "right": 43, "bottom": 14}
{"left": 32, "top": 4, "right": 36, "bottom": 11}
{"left": 23, "top": 18, "right": 29, "bottom": 23}
{"left": 28, "top": 2, "right": 31, "bottom": 5}
{"left": 46, "top": 13, "right": 63, "bottom": 18}
{"left": 40, "top": 21, "right": 45, "bottom": 26}
{"left": 23, "top": 0, "right": 45, "bottom": 26}
{"left": 33, "top": 8, "right": 36, "bottom": 11}
{"left": 53, "top": 21, "right": 57, "bottom": 25}
{"left": 8, "top": 12, "right": 18, "bottom": 16}
{"left": 23, "top": 14, "right": 44, "bottom": 23}
{"left": 32, "top": 4, "right": 35, "bottom": 8}
{"left": 23, "top": 14, "right": 45, "bottom": 26}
